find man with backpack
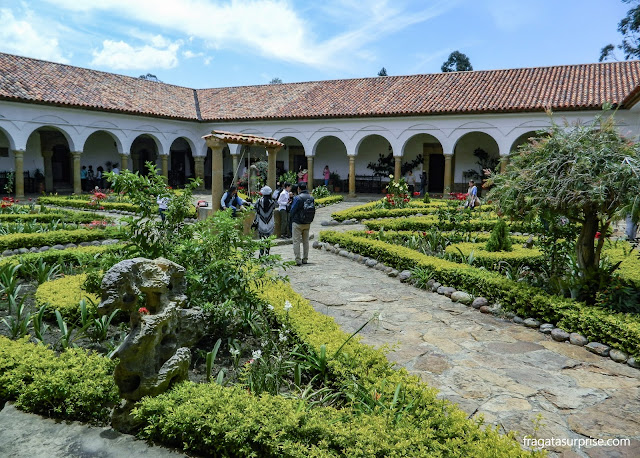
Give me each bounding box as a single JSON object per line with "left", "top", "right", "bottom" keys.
{"left": 289, "top": 182, "right": 315, "bottom": 265}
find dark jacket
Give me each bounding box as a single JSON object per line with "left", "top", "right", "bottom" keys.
{"left": 290, "top": 190, "right": 312, "bottom": 224}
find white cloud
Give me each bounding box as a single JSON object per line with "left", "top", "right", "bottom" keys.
{"left": 0, "top": 7, "right": 69, "bottom": 63}
{"left": 43, "top": 0, "right": 457, "bottom": 69}
{"left": 183, "top": 50, "right": 204, "bottom": 59}
{"left": 91, "top": 39, "right": 180, "bottom": 70}
{"left": 486, "top": 0, "right": 537, "bottom": 31}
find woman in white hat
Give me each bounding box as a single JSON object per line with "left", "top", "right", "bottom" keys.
{"left": 255, "top": 185, "right": 276, "bottom": 256}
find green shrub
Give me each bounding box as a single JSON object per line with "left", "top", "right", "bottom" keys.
{"left": 0, "top": 336, "right": 118, "bottom": 424}
{"left": 485, "top": 219, "right": 512, "bottom": 252}
{"left": 320, "top": 230, "right": 640, "bottom": 356}
{"left": 0, "top": 227, "right": 121, "bottom": 251}
{"left": 445, "top": 243, "right": 544, "bottom": 270}
{"left": 311, "top": 185, "right": 331, "bottom": 199}
{"left": 0, "top": 212, "right": 106, "bottom": 224}
{"left": 38, "top": 196, "right": 140, "bottom": 212}
{"left": 364, "top": 215, "right": 537, "bottom": 233}
{"left": 35, "top": 274, "right": 100, "bottom": 320}
{"left": 315, "top": 195, "right": 343, "bottom": 207}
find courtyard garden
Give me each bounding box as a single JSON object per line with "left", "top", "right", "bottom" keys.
{"left": 0, "top": 111, "right": 638, "bottom": 456}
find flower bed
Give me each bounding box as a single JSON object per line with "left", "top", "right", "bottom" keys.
{"left": 38, "top": 196, "right": 140, "bottom": 212}
{"left": 445, "top": 242, "right": 545, "bottom": 269}
{"left": 364, "top": 215, "right": 538, "bottom": 233}
{"left": 0, "top": 212, "right": 108, "bottom": 224}
{"left": 319, "top": 230, "right": 640, "bottom": 357}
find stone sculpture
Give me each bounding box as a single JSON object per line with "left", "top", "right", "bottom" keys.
{"left": 99, "top": 257, "right": 206, "bottom": 431}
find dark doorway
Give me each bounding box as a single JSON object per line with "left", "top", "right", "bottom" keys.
{"left": 52, "top": 144, "right": 71, "bottom": 186}
{"left": 293, "top": 154, "right": 306, "bottom": 177}
{"left": 428, "top": 154, "right": 444, "bottom": 193}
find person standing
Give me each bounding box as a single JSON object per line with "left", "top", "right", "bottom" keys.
{"left": 290, "top": 182, "right": 315, "bottom": 266}
{"left": 80, "top": 166, "right": 88, "bottom": 192}
{"left": 626, "top": 213, "right": 638, "bottom": 241}
{"left": 157, "top": 193, "right": 170, "bottom": 222}
{"left": 277, "top": 182, "right": 291, "bottom": 238}
{"left": 287, "top": 183, "right": 298, "bottom": 237}
{"left": 405, "top": 170, "right": 416, "bottom": 194}
{"left": 96, "top": 166, "right": 104, "bottom": 189}
{"left": 87, "top": 165, "right": 95, "bottom": 190}
{"left": 255, "top": 186, "right": 276, "bottom": 256}
{"left": 419, "top": 171, "right": 427, "bottom": 196}
{"left": 466, "top": 180, "right": 478, "bottom": 209}
{"left": 323, "top": 165, "right": 330, "bottom": 186}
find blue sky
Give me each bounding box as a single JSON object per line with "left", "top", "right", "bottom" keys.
{"left": 0, "top": 0, "right": 632, "bottom": 88}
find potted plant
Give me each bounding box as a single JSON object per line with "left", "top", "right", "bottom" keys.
{"left": 330, "top": 172, "right": 341, "bottom": 192}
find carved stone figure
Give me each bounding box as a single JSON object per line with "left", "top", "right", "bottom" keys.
{"left": 99, "top": 257, "right": 206, "bottom": 431}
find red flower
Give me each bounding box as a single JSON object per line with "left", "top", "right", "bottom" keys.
{"left": 595, "top": 232, "right": 601, "bottom": 239}
{"left": 413, "top": 192, "right": 420, "bottom": 196}
{"left": 138, "top": 307, "right": 150, "bottom": 315}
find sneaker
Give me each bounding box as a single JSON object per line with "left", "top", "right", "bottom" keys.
{"left": 296, "top": 260, "right": 302, "bottom": 266}
{"left": 302, "top": 260, "right": 308, "bottom": 264}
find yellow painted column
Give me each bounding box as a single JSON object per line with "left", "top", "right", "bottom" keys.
{"left": 119, "top": 154, "right": 129, "bottom": 171}
{"left": 72, "top": 151, "right": 82, "bottom": 195}
{"left": 131, "top": 153, "right": 140, "bottom": 172}
{"left": 266, "top": 146, "right": 280, "bottom": 191}
{"left": 443, "top": 154, "right": 453, "bottom": 194}
{"left": 160, "top": 155, "right": 169, "bottom": 179}
{"left": 193, "top": 156, "right": 205, "bottom": 190}
{"left": 206, "top": 137, "right": 226, "bottom": 211}
{"left": 500, "top": 156, "right": 508, "bottom": 174}
{"left": 13, "top": 150, "right": 24, "bottom": 198}
{"left": 348, "top": 155, "right": 356, "bottom": 197}
{"left": 306, "top": 156, "right": 314, "bottom": 191}
{"left": 42, "top": 150, "right": 54, "bottom": 192}
{"left": 394, "top": 156, "right": 402, "bottom": 182}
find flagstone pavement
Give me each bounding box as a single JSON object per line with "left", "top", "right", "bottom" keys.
{"left": 271, "top": 201, "right": 640, "bottom": 458}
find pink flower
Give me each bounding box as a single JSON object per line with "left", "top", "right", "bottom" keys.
{"left": 138, "top": 307, "right": 150, "bottom": 315}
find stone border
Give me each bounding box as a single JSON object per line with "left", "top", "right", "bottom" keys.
{"left": 1, "top": 239, "right": 121, "bottom": 257}
{"left": 313, "top": 240, "right": 640, "bottom": 371}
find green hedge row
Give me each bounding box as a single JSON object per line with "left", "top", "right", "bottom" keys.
{"left": 0, "top": 244, "right": 127, "bottom": 277}
{"left": 333, "top": 205, "right": 497, "bottom": 222}
{"left": 364, "top": 215, "right": 539, "bottom": 233}
{"left": 320, "top": 231, "right": 640, "bottom": 357}
{"left": 0, "top": 227, "right": 121, "bottom": 251}
{"left": 366, "top": 230, "right": 533, "bottom": 244}
{"left": 0, "top": 212, "right": 107, "bottom": 224}
{"left": 0, "top": 336, "right": 118, "bottom": 424}
{"left": 603, "top": 245, "right": 640, "bottom": 286}
{"left": 445, "top": 242, "right": 545, "bottom": 269}
{"left": 35, "top": 273, "right": 100, "bottom": 320}
{"left": 38, "top": 196, "right": 139, "bottom": 212}
{"left": 315, "top": 195, "right": 344, "bottom": 207}
{"left": 133, "top": 280, "right": 533, "bottom": 457}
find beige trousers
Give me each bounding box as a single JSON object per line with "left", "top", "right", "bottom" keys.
{"left": 292, "top": 222, "right": 311, "bottom": 263}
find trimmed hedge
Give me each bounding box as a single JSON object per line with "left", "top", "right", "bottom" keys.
{"left": 135, "top": 280, "right": 532, "bottom": 457}
{"left": 38, "top": 196, "right": 139, "bottom": 212}
{"left": 320, "top": 230, "right": 640, "bottom": 357}
{"left": 0, "top": 212, "right": 107, "bottom": 224}
{"left": 35, "top": 274, "right": 100, "bottom": 320}
{"left": 0, "top": 336, "right": 118, "bottom": 424}
{"left": 445, "top": 242, "right": 545, "bottom": 269}
{"left": 364, "top": 215, "right": 538, "bottom": 233}
{"left": 0, "top": 227, "right": 121, "bottom": 251}
{"left": 315, "top": 195, "right": 344, "bottom": 207}
{"left": 603, "top": 245, "right": 640, "bottom": 286}
{"left": 365, "top": 230, "right": 533, "bottom": 245}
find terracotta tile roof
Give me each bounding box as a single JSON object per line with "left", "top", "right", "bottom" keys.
{"left": 197, "top": 61, "right": 640, "bottom": 121}
{"left": 0, "top": 52, "right": 197, "bottom": 120}
{"left": 203, "top": 131, "right": 283, "bottom": 148}
{"left": 1, "top": 51, "right": 640, "bottom": 122}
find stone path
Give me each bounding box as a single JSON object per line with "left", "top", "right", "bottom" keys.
{"left": 271, "top": 201, "right": 640, "bottom": 457}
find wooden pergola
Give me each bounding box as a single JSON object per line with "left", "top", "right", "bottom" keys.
{"left": 202, "top": 130, "right": 283, "bottom": 211}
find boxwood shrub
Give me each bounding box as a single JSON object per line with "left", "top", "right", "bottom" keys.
{"left": 38, "top": 196, "right": 140, "bottom": 212}
{"left": 445, "top": 242, "right": 545, "bottom": 270}
{"left": 0, "top": 336, "right": 118, "bottom": 424}
{"left": 364, "top": 215, "right": 538, "bottom": 233}
{"left": 0, "top": 227, "right": 121, "bottom": 251}
{"left": 320, "top": 230, "right": 640, "bottom": 356}
{"left": 315, "top": 195, "right": 344, "bottom": 207}
{"left": 0, "top": 212, "right": 106, "bottom": 224}
{"left": 35, "top": 274, "right": 100, "bottom": 320}
{"left": 134, "top": 280, "right": 533, "bottom": 457}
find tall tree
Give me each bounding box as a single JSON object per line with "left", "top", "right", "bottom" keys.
{"left": 600, "top": 0, "right": 640, "bottom": 61}
{"left": 139, "top": 73, "right": 161, "bottom": 82}
{"left": 377, "top": 67, "right": 388, "bottom": 76}
{"left": 441, "top": 51, "right": 473, "bottom": 72}
{"left": 269, "top": 77, "right": 283, "bottom": 84}
{"left": 487, "top": 108, "right": 640, "bottom": 302}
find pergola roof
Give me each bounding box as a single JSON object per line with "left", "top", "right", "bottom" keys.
{"left": 202, "top": 130, "right": 284, "bottom": 148}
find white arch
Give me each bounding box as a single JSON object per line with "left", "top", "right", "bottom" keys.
{"left": 399, "top": 130, "right": 446, "bottom": 157}
{"left": 126, "top": 132, "right": 165, "bottom": 156}
{"left": 168, "top": 136, "right": 197, "bottom": 157}
{"left": 25, "top": 124, "right": 77, "bottom": 151}
{"left": 311, "top": 133, "right": 349, "bottom": 157}
{"left": 0, "top": 123, "right": 18, "bottom": 151}
{"left": 353, "top": 130, "right": 395, "bottom": 156}
{"left": 79, "top": 128, "right": 125, "bottom": 155}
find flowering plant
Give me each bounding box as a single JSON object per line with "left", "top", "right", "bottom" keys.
{"left": 382, "top": 175, "right": 410, "bottom": 208}
{"left": 449, "top": 192, "right": 468, "bottom": 201}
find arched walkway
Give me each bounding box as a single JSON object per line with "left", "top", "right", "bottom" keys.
{"left": 0, "top": 128, "right": 18, "bottom": 195}
{"left": 26, "top": 126, "right": 72, "bottom": 193}
{"left": 453, "top": 132, "right": 500, "bottom": 194}
{"left": 130, "top": 135, "right": 159, "bottom": 176}
{"left": 168, "top": 138, "right": 195, "bottom": 188}
{"left": 278, "top": 136, "right": 305, "bottom": 183}
{"left": 355, "top": 134, "right": 391, "bottom": 193}
{"left": 83, "top": 130, "right": 120, "bottom": 190}
{"left": 510, "top": 131, "right": 539, "bottom": 153}
{"left": 402, "top": 133, "right": 443, "bottom": 193}
{"left": 314, "top": 135, "right": 347, "bottom": 192}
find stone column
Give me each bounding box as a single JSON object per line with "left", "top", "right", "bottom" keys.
{"left": 348, "top": 155, "right": 356, "bottom": 197}
{"left": 231, "top": 154, "right": 239, "bottom": 181}
{"left": 72, "top": 151, "right": 82, "bottom": 195}
{"left": 266, "top": 146, "right": 280, "bottom": 190}
{"left": 13, "top": 150, "right": 24, "bottom": 198}
{"left": 394, "top": 156, "right": 402, "bottom": 182}
{"left": 206, "top": 137, "right": 226, "bottom": 211}
{"left": 306, "top": 156, "right": 314, "bottom": 191}
{"left": 443, "top": 154, "right": 453, "bottom": 194}
{"left": 119, "top": 154, "right": 129, "bottom": 171}
{"left": 160, "top": 155, "right": 169, "bottom": 179}
{"left": 193, "top": 156, "right": 205, "bottom": 190}
{"left": 42, "top": 150, "right": 54, "bottom": 192}
{"left": 500, "top": 157, "right": 508, "bottom": 174}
